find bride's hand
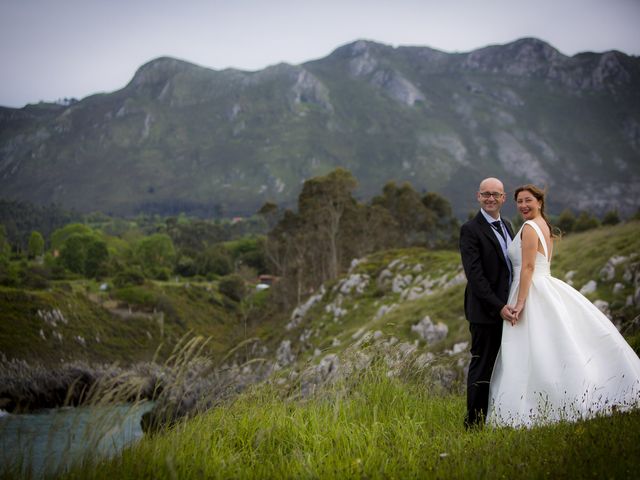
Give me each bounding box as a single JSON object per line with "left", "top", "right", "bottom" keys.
{"left": 500, "top": 305, "right": 517, "bottom": 326}
{"left": 512, "top": 301, "right": 525, "bottom": 322}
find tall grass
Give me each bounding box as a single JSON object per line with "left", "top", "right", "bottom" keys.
{"left": 61, "top": 361, "right": 640, "bottom": 479}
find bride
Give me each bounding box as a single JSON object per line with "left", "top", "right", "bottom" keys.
{"left": 487, "top": 184, "right": 640, "bottom": 427}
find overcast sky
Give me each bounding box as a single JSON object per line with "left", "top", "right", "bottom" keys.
{"left": 1, "top": 0, "right": 639, "bottom": 108}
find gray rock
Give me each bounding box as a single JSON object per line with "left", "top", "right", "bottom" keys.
{"left": 348, "top": 257, "right": 365, "bottom": 273}
{"left": 411, "top": 316, "right": 448, "bottom": 344}
{"left": 276, "top": 340, "right": 295, "bottom": 368}
{"left": 448, "top": 341, "right": 469, "bottom": 355}
{"left": 613, "top": 282, "right": 625, "bottom": 294}
{"left": 370, "top": 69, "right": 426, "bottom": 106}
{"left": 312, "top": 354, "right": 340, "bottom": 384}
{"left": 392, "top": 274, "right": 413, "bottom": 293}
{"left": 338, "top": 273, "right": 370, "bottom": 295}
{"left": 376, "top": 269, "right": 394, "bottom": 289}
{"left": 599, "top": 263, "right": 616, "bottom": 282}
{"left": 580, "top": 280, "right": 597, "bottom": 295}
{"left": 593, "top": 300, "right": 611, "bottom": 318}
{"left": 374, "top": 303, "right": 397, "bottom": 320}
{"left": 599, "top": 255, "right": 627, "bottom": 281}
{"left": 287, "top": 286, "right": 325, "bottom": 330}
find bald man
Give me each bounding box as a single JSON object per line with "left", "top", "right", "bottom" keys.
{"left": 460, "top": 177, "right": 516, "bottom": 429}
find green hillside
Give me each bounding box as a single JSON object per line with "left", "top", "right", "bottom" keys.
{"left": 0, "top": 279, "right": 251, "bottom": 365}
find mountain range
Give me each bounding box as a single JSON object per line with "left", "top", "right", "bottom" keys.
{"left": 1, "top": 37, "right": 639, "bottom": 218}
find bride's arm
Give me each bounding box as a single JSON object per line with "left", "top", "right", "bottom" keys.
{"left": 513, "top": 224, "right": 538, "bottom": 320}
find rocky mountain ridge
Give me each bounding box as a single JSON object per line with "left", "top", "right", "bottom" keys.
{"left": 1, "top": 37, "right": 639, "bottom": 217}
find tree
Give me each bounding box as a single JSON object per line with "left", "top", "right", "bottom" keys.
{"left": 218, "top": 274, "right": 245, "bottom": 302}
{"left": 573, "top": 212, "right": 600, "bottom": 233}
{"left": 85, "top": 240, "right": 109, "bottom": 278}
{"left": 135, "top": 233, "right": 176, "bottom": 278}
{"left": 602, "top": 209, "right": 620, "bottom": 226}
{"left": 59, "top": 234, "right": 92, "bottom": 274}
{"left": 51, "top": 223, "right": 94, "bottom": 252}
{"left": 372, "top": 181, "right": 435, "bottom": 246}
{"left": 421, "top": 192, "right": 459, "bottom": 247}
{"left": 0, "top": 225, "right": 10, "bottom": 260}
{"left": 556, "top": 209, "right": 576, "bottom": 235}
{"left": 257, "top": 202, "right": 280, "bottom": 230}
{"left": 197, "top": 245, "right": 233, "bottom": 277}
{"left": 297, "top": 168, "right": 359, "bottom": 281}
{"left": 28, "top": 231, "right": 45, "bottom": 259}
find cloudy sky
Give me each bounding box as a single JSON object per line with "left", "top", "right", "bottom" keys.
{"left": 1, "top": 0, "right": 639, "bottom": 108}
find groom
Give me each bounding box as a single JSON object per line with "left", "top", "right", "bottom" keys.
{"left": 459, "top": 177, "right": 515, "bottom": 429}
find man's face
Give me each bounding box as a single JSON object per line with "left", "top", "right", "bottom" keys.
{"left": 477, "top": 180, "right": 506, "bottom": 217}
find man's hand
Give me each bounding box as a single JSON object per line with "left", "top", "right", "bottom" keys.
{"left": 500, "top": 305, "right": 517, "bottom": 326}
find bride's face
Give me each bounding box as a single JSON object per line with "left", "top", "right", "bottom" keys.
{"left": 516, "top": 190, "right": 542, "bottom": 220}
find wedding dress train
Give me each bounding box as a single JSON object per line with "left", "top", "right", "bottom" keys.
{"left": 487, "top": 220, "right": 640, "bottom": 427}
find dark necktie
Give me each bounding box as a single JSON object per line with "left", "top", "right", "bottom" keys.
{"left": 491, "top": 220, "right": 506, "bottom": 242}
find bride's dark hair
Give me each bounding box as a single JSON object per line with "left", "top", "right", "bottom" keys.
{"left": 514, "top": 184, "right": 558, "bottom": 237}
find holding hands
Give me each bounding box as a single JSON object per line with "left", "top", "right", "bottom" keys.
{"left": 500, "top": 304, "right": 521, "bottom": 326}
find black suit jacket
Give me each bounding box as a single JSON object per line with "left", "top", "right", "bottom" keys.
{"left": 459, "top": 211, "right": 514, "bottom": 325}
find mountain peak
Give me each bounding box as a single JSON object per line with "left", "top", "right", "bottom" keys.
{"left": 128, "top": 57, "right": 204, "bottom": 88}
{"left": 462, "top": 36, "right": 567, "bottom": 77}
{"left": 329, "top": 39, "right": 391, "bottom": 59}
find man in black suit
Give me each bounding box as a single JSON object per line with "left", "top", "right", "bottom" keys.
{"left": 459, "top": 177, "right": 515, "bottom": 429}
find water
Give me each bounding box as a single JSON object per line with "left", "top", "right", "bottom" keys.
{"left": 0, "top": 402, "right": 153, "bottom": 478}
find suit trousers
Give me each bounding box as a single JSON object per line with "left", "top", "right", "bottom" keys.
{"left": 466, "top": 322, "right": 503, "bottom": 427}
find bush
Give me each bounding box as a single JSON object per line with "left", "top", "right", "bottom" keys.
{"left": 239, "top": 249, "right": 266, "bottom": 273}
{"left": 112, "top": 286, "right": 157, "bottom": 308}
{"left": 556, "top": 209, "right": 576, "bottom": 234}
{"left": 59, "top": 233, "right": 109, "bottom": 278}
{"left": 218, "top": 274, "right": 245, "bottom": 302}
{"left": 602, "top": 210, "right": 620, "bottom": 226}
{"left": 113, "top": 267, "right": 146, "bottom": 288}
{"left": 175, "top": 256, "right": 197, "bottom": 277}
{"left": 573, "top": 212, "right": 600, "bottom": 232}
{"left": 19, "top": 264, "right": 51, "bottom": 289}
{"left": 0, "top": 261, "right": 20, "bottom": 287}
{"left": 197, "top": 246, "right": 233, "bottom": 277}
{"left": 27, "top": 231, "right": 44, "bottom": 259}
{"left": 135, "top": 234, "right": 176, "bottom": 276}
{"left": 154, "top": 267, "right": 171, "bottom": 281}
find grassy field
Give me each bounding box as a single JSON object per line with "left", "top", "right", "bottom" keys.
{"left": 55, "top": 364, "right": 640, "bottom": 479}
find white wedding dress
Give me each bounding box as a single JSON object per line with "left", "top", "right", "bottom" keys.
{"left": 487, "top": 220, "right": 640, "bottom": 428}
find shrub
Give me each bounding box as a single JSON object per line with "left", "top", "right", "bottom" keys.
{"left": 154, "top": 267, "right": 171, "bottom": 281}
{"left": 556, "top": 209, "right": 576, "bottom": 234}
{"left": 218, "top": 274, "right": 245, "bottom": 302}
{"left": 113, "top": 267, "right": 146, "bottom": 288}
{"left": 59, "top": 233, "right": 109, "bottom": 278}
{"left": 27, "top": 231, "right": 44, "bottom": 259}
{"left": 175, "top": 256, "right": 197, "bottom": 277}
{"left": 19, "top": 264, "right": 51, "bottom": 289}
{"left": 112, "top": 286, "right": 157, "bottom": 308}
{"left": 602, "top": 209, "right": 620, "bottom": 226}
{"left": 573, "top": 212, "right": 600, "bottom": 232}
{"left": 197, "top": 246, "right": 233, "bottom": 277}
{"left": 135, "top": 234, "right": 176, "bottom": 276}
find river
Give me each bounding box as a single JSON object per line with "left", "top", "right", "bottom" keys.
{"left": 0, "top": 402, "right": 153, "bottom": 478}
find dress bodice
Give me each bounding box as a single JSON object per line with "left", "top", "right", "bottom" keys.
{"left": 508, "top": 220, "right": 551, "bottom": 276}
